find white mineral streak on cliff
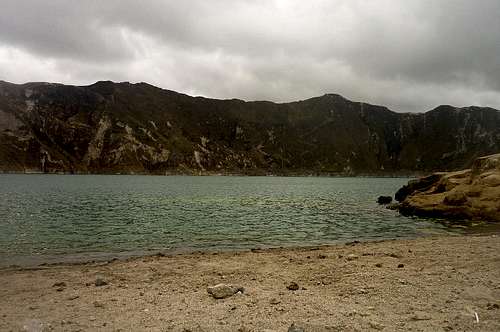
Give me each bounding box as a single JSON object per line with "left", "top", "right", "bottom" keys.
{"left": 84, "top": 116, "right": 111, "bottom": 164}
{"left": 267, "top": 129, "right": 275, "bottom": 144}
{"left": 194, "top": 150, "right": 204, "bottom": 170}
{"left": 25, "top": 100, "right": 35, "bottom": 112}
{"left": 140, "top": 127, "right": 157, "bottom": 142}
{"left": 108, "top": 122, "right": 170, "bottom": 164}
{"left": 200, "top": 136, "right": 209, "bottom": 147}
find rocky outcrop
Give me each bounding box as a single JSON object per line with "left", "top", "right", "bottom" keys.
{"left": 1, "top": 80, "right": 500, "bottom": 174}
{"left": 395, "top": 154, "right": 500, "bottom": 222}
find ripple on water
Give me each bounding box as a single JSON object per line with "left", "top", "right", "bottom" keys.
{"left": 0, "top": 175, "right": 462, "bottom": 265}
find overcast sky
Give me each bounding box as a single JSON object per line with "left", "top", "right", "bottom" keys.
{"left": 1, "top": 0, "right": 499, "bottom": 112}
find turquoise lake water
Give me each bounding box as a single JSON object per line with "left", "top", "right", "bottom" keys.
{"left": 0, "top": 175, "right": 460, "bottom": 266}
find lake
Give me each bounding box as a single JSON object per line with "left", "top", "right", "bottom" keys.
{"left": 0, "top": 175, "right": 459, "bottom": 266}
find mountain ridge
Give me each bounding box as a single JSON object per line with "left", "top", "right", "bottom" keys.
{"left": 1, "top": 80, "right": 499, "bottom": 175}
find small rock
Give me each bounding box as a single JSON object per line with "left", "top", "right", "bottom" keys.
{"left": 318, "top": 254, "right": 327, "bottom": 259}
{"left": 95, "top": 278, "right": 108, "bottom": 287}
{"left": 52, "top": 282, "right": 67, "bottom": 288}
{"left": 207, "top": 283, "right": 244, "bottom": 299}
{"left": 386, "top": 203, "right": 400, "bottom": 210}
{"left": 377, "top": 196, "right": 392, "bottom": 205}
{"left": 288, "top": 323, "right": 305, "bottom": 332}
{"left": 286, "top": 282, "right": 300, "bottom": 291}
{"left": 270, "top": 298, "right": 281, "bottom": 305}
{"left": 388, "top": 253, "right": 402, "bottom": 258}
{"left": 487, "top": 303, "right": 499, "bottom": 310}
{"left": 369, "top": 321, "right": 385, "bottom": 330}
{"left": 398, "top": 264, "right": 405, "bottom": 268}
{"left": 411, "top": 311, "right": 431, "bottom": 321}
{"left": 375, "top": 263, "right": 383, "bottom": 268}
{"left": 346, "top": 254, "right": 359, "bottom": 261}
{"left": 93, "top": 301, "right": 104, "bottom": 308}
{"left": 67, "top": 295, "right": 79, "bottom": 301}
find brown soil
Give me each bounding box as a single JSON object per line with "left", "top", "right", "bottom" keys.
{"left": 1, "top": 235, "right": 499, "bottom": 331}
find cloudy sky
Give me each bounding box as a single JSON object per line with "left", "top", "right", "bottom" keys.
{"left": 1, "top": 0, "right": 499, "bottom": 112}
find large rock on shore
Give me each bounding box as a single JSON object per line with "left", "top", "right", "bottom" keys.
{"left": 207, "top": 283, "right": 244, "bottom": 299}
{"left": 394, "top": 154, "right": 500, "bottom": 222}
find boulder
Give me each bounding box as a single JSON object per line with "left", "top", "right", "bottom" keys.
{"left": 394, "top": 154, "right": 500, "bottom": 222}
{"left": 377, "top": 196, "right": 393, "bottom": 205}
{"left": 207, "top": 283, "right": 244, "bottom": 299}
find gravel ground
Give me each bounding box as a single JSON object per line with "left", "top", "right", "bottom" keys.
{"left": 1, "top": 234, "right": 499, "bottom": 331}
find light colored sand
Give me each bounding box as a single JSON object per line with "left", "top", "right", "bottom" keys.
{"left": 1, "top": 235, "right": 499, "bottom": 332}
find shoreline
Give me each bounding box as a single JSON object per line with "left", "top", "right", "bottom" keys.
{"left": 0, "top": 170, "right": 424, "bottom": 178}
{"left": 3, "top": 221, "right": 500, "bottom": 271}
{"left": 1, "top": 234, "right": 499, "bottom": 331}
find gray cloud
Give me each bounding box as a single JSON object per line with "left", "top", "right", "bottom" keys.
{"left": 0, "top": 0, "right": 499, "bottom": 112}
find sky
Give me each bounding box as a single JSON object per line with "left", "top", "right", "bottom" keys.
{"left": 1, "top": 0, "right": 500, "bottom": 112}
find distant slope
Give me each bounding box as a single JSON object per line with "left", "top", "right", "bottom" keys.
{"left": 1, "top": 80, "right": 499, "bottom": 174}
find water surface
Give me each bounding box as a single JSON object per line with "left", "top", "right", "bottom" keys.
{"left": 0, "top": 175, "right": 460, "bottom": 266}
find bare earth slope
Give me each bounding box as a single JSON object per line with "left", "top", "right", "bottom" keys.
{"left": 1, "top": 235, "right": 499, "bottom": 331}
{"left": 396, "top": 153, "right": 500, "bottom": 222}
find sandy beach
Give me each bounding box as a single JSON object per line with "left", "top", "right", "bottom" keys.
{"left": 1, "top": 234, "right": 499, "bottom": 332}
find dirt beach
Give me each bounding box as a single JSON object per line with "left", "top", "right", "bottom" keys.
{"left": 1, "top": 235, "right": 499, "bottom": 331}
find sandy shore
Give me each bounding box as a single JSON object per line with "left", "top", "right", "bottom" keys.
{"left": 1, "top": 235, "right": 499, "bottom": 332}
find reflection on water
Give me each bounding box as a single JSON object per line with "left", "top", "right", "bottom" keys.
{"left": 0, "top": 175, "right": 462, "bottom": 265}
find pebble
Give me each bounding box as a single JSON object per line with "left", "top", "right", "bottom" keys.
{"left": 346, "top": 254, "right": 359, "bottom": 261}
{"left": 411, "top": 311, "right": 431, "bottom": 321}
{"left": 67, "top": 295, "right": 79, "bottom": 301}
{"left": 375, "top": 263, "right": 383, "bottom": 268}
{"left": 95, "top": 278, "right": 108, "bottom": 287}
{"left": 286, "top": 282, "right": 300, "bottom": 291}
{"left": 269, "top": 298, "right": 281, "bottom": 305}
{"left": 487, "top": 303, "right": 499, "bottom": 310}
{"left": 93, "top": 301, "right": 105, "bottom": 308}
{"left": 288, "top": 323, "right": 305, "bottom": 332}
{"left": 389, "top": 253, "right": 402, "bottom": 258}
{"left": 52, "top": 282, "right": 67, "bottom": 288}
{"left": 369, "top": 321, "right": 385, "bottom": 330}
{"left": 398, "top": 264, "right": 405, "bottom": 268}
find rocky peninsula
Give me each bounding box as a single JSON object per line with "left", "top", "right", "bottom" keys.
{"left": 394, "top": 154, "right": 500, "bottom": 222}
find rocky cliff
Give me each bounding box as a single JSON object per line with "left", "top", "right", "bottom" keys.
{"left": 394, "top": 154, "right": 500, "bottom": 222}
{"left": 1, "top": 80, "right": 499, "bottom": 174}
